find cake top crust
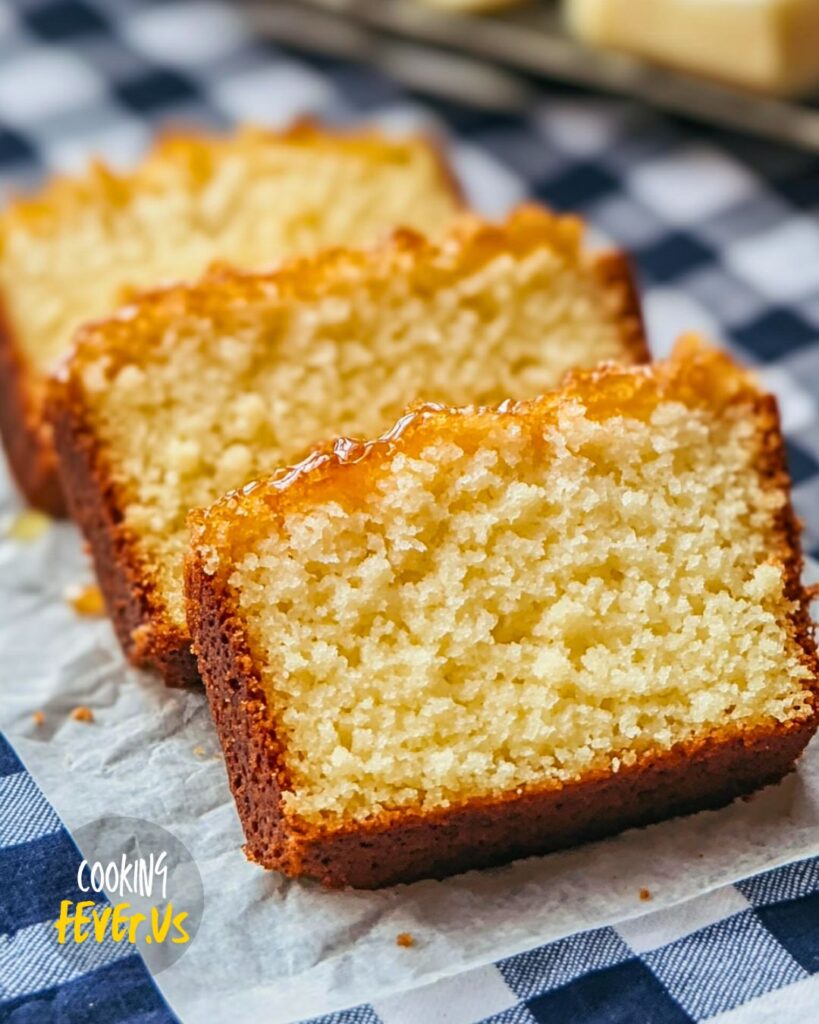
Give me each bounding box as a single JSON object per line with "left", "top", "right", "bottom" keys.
{"left": 190, "top": 335, "right": 761, "bottom": 559}
{"left": 0, "top": 120, "right": 459, "bottom": 242}
{"left": 49, "top": 202, "right": 647, "bottom": 674}
{"left": 54, "top": 204, "right": 628, "bottom": 381}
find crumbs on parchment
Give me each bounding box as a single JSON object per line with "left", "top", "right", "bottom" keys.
{"left": 639, "top": 888, "right": 652, "bottom": 902}
{"left": 32, "top": 710, "right": 45, "bottom": 728}
{"left": 71, "top": 706, "right": 95, "bottom": 724}
{"left": 65, "top": 583, "right": 105, "bottom": 616}
{"left": 6, "top": 510, "right": 51, "bottom": 541}
{"left": 396, "top": 932, "right": 415, "bottom": 948}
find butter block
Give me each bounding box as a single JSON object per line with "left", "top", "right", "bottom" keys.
{"left": 566, "top": 0, "right": 819, "bottom": 96}
{"left": 418, "top": 0, "right": 526, "bottom": 10}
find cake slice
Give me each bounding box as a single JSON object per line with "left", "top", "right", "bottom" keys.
{"left": 48, "top": 206, "right": 646, "bottom": 687}
{"left": 186, "top": 338, "right": 818, "bottom": 889}
{"left": 0, "top": 122, "right": 462, "bottom": 514}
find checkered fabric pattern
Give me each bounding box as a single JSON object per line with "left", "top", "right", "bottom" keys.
{"left": 2, "top": 727, "right": 818, "bottom": 1024}
{"left": 308, "top": 861, "right": 819, "bottom": 1024}
{"left": 1, "top": 0, "right": 818, "bottom": 1021}
{"left": 0, "top": 735, "right": 174, "bottom": 1022}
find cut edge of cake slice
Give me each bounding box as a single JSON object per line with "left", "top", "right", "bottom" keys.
{"left": 0, "top": 119, "right": 462, "bottom": 516}
{"left": 185, "top": 336, "right": 818, "bottom": 888}
{"left": 48, "top": 204, "right": 646, "bottom": 687}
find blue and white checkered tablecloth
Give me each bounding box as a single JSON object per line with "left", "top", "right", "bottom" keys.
{"left": 1, "top": 1, "right": 819, "bottom": 1022}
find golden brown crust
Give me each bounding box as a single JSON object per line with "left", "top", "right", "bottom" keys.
{"left": 592, "top": 249, "right": 649, "bottom": 365}
{"left": 49, "top": 394, "right": 197, "bottom": 687}
{"left": 186, "top": 339, "right": 819, "bottom": 888}
{"left": 0, "top": 120, "right": 463, "bottom": 516}
{"left": 186, "top": 531, "right": 818, "bottom": 889}
{"left": 0, "top": 302, "right": 65, "bottom": 514}
{"left": 61, "top": 205, "right": 636, "bottom": 373}
{"left": 49, "top": 206, "right": 647, "bottom": 686}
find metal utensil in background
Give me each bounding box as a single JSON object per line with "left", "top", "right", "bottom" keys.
{"left": 243, "top": 0, "right": 541, "bottom": 111}
{"left": 242, "top": 0, "right": 819, "bottom": 151}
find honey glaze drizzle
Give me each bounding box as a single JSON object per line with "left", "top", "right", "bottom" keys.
{"left": 218, "top": 339, "right": 753, "bottom": 512}
{"left": 241, "top": 403, "right": 452, "bottom": 499}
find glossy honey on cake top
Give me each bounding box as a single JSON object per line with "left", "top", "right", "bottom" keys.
{"left": 197, "top": 336, "right": 762, "bottom": 541}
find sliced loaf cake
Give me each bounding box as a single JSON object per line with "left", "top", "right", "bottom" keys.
{"left": 0, "top": 122, "right": 461, "bottom": 513}
{"left": 186, "top": 338, "right": 818, "bottom": 888}
{"left": 49, "top": 206, "right": 645, "bottom": 686}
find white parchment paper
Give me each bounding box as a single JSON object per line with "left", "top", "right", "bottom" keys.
{"left": 2, "top": 458, "right": 818, "bottom": 1024}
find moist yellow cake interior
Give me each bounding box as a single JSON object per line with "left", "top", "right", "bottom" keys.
{"left": 1, "top": 126, "right": 459, "bottom": 376}
{"left": 73, "top": 211, "right": 639, "bottom": 628}
{"left": 213, "top": 355, "right": 814, "bottom": 825}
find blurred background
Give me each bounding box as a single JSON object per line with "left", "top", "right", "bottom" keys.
{"left": 0, "top": 0, "right": 818, "bottom": 520}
